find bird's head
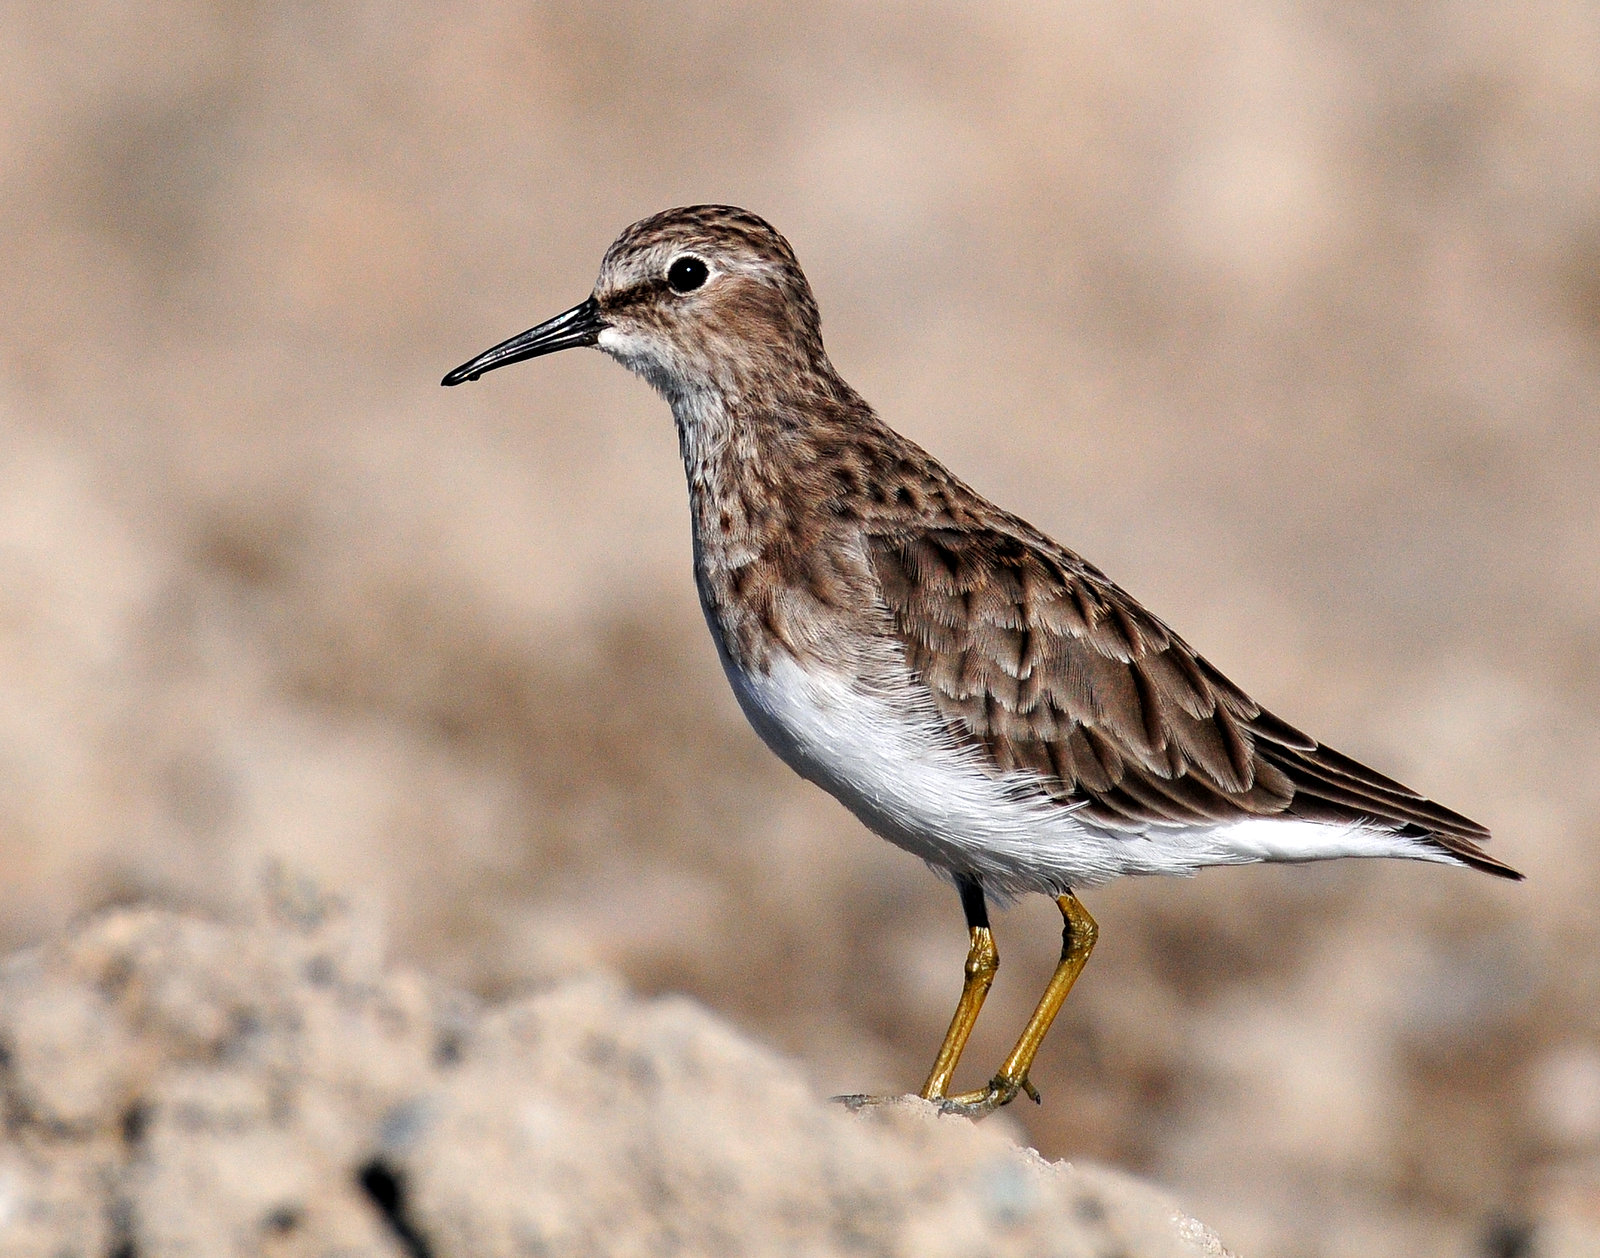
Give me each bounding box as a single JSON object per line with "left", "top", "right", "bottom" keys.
{"left": 442, "top": 205, "right": 829, "bottom": 404}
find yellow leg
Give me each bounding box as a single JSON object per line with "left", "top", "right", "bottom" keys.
{"left": 940, "top": 891, "right": 1098, "bottom": 1118}
{"left": 919, "top": 924, "right": 999, "bottom": 1100}
{"left": 835, "top": 877, "right": 996, "bottom": 1112}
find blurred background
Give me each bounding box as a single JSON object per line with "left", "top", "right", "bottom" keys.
{"left": 3, "top": 2, "right": 1598, "bottom": 1254}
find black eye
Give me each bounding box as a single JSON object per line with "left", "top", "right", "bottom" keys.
{"left": 667, "top": 256, "right": 708, "bottom": 293}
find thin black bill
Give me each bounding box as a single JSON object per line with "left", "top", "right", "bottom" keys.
{"left": 441, "top": 297, "right": 606, "bottom": 386}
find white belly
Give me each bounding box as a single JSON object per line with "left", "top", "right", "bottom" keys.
{"left": 717, "top": 649, "right": 1451, "bottom": 897}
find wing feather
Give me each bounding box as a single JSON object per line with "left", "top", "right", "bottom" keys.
{"left": 864, "top": 524, "right": 1519, "bottom": 879}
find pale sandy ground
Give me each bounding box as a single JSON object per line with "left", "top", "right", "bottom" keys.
{"left": 0, "top": 894, "right": 1238, "bottom": 1258}
{"left": 2, "top": 4, "right": 1599, "bottom": 1255}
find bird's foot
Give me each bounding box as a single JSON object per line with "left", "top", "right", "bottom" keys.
{"left": 833, "top": 1076, "right": 1040, "bottom": 1119}
{"left": 933, "top": 1074, "right": 1040, "bottom": 1119}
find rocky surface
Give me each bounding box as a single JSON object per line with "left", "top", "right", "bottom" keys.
{"left": 0, "top": 891, "right": 1231, "bottom": 1258}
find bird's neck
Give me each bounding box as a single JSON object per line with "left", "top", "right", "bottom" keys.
{"left": 669, "top": 383, "right": 810, "bottom": 570}
{"left": 666, "top": 375, "right": 886, "bottom": 671}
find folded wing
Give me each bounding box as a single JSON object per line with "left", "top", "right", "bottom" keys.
{"left": 865, "top": 524, "right": 1519, "bottom": 879}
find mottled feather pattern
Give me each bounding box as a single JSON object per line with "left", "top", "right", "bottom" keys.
{"left": 676, "top": 362, "right": 1510, "bottom": 877}
{"left": 442, "top": 203, "right": 1520, "bottom": 1119}
{"left": 458, "top": 203, "right": 1519, "bottom": 885}
{"left": 859, "top": 494, "right": 1506, "bottom": 868}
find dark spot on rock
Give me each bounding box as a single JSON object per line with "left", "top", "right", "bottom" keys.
{"left": 303, "top": 955, "right": 335, "bottom": 986}
{"left": 107, "top": 1196, "right": 138, "bottom": 1258}
{"left": 624, "top": 1051, "right": 659, "bottom": 1089}
{"left": 581, "top": 1032, "right": 618, "bottom": 1066}
{"left": 262, "top": 1205, "right": 302, "bottom": 1234}
{"left": 97, "top": 955, "right": 135, "bottom": 999}
{"left": 357, "top": 1159, "right": 434, "bottom": 1258}
{"left": 120, "top": 1101, "right": 148, "bottom": 1148}
{"left": 1481, "top": 1214, "right": 1535, "bottom": 1258}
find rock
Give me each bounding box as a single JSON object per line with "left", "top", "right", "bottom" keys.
{"left": 0, "top": 896, "right": 1232, "bottom": 1257}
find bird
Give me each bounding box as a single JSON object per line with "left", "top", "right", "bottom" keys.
{"left": 442, "top": 205, "right": 1521, "bottom": 1118}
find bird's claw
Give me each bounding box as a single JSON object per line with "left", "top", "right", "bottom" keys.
{"left": 933, "top": 1074, "right": 1037, "bottom": 1119}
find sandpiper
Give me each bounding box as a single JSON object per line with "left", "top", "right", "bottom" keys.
{"left": 443, "top": 205, "right": 1520, "bottom": 1118}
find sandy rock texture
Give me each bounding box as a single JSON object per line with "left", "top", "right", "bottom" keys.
{"left": 0, "top": 895, "right": 1231, "bottom": 1258}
